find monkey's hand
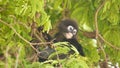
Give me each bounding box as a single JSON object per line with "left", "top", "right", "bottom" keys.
{"left": 38, "top": 47, "right": 55, "bottom": 62}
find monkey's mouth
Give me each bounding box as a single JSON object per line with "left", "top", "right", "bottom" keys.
{"left": 64, "top": 32, "right": 73, "bottom": 39}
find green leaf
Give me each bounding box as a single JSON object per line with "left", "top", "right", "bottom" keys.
{"left": 62, "top": 57, "right": 89, "bottom": 68}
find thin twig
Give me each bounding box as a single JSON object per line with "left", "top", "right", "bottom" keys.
{"left": 31, "top": 38, "right": 55, "bottom": 46}
{"left": 94, "top": 0, "right": 105, "bottom": 38}
{"left": 26, "top": 53, "right": 38, "bottom": 62}
{"left": 94, "top": 0, "right": 120, "bottom": 51}
{"left": 5, "top": 46, "right": 10, "bottom": 68}
{"left": 31, "top": 42, "right": 52, "bottom": 45}
{"left": 97, "top": 39, "right": 108, "bottom": 65}
{"left": 15, "top": 46, "right": 22, "bottom": 68}
{"left": 94, "top": 0, "right": 108, "bottom": 67}
{"left": 0, "top": 19, "right": 39, "bottom": 53}
{"left": 99, "top": 34, "right": 120, "bottom": 50}
{"left": 34, "top": 30, "right": 46, "bottom": 46}
{"left": 18, "top": 22, "right": 29, "bottom": 30}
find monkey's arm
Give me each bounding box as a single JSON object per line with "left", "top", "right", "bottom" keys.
{"left": 38, "top": 31, "right": 56, "bottom": 62}
{"left": 42, "top": 32, "right": 53, "bottom": 42}
{"left": 67, "top": 39, "right": 85, "bottom": 56}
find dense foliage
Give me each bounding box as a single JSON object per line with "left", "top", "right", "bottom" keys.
{"left": 0, "top": 0, "right": 120, "bottom": 68}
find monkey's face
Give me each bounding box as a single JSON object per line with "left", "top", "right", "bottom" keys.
{"left": 63, "top": 25, "right": 77, "bottom": 39}
{"left": 58, "top": 19, "right": 78, "bottom": 39}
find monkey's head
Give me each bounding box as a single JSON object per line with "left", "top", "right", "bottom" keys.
{"left": 58, "top": 19, "right": 78, "bottom": 39}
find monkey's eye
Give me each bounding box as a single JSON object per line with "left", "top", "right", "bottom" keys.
{"left": 73, "top": 29, "right": 77, "bottom": 35}
{"left": 67, "top": 25, "right": 74, "bottom": 31}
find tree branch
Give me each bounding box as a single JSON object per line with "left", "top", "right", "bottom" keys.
{"left": 0, "top": 19, "right": 39, "bottom": 53}
{"left": 99, "top": 34, "right": 120, "bottom": 50}
{"left": 31, "top": 42, "right": 52, "bottom": 45}
{"left": 15, "top": 46, "right": 22, "bottom": 68}
{"left": 94, "top": 0, "right": 105, "bottom": 39}
{"left": 5, "top": 46, "right": 9, "bottom": 68}
{"left": 94, "top": 0, "right": 108, "bottom": 67}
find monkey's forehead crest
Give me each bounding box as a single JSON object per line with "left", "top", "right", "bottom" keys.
{"left": 59, "top": 19, "right": 78, "bottom": 30}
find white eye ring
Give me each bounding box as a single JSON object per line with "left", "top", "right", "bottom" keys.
{"left": 67, "top": 25, "right": 73, "bottom": 31}
{"left": 73, "top": 29, "right": 77, "bottom": 35}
